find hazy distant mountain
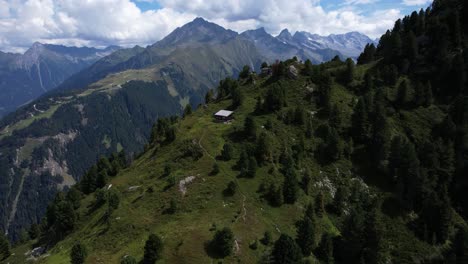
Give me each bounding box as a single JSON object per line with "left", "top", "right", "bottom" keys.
{"left": 242, "top": 27, "right": 375, "bottom": 63}
{"left": 278, "top": 29, "right": 377, "bottom": 58}
{"left": 0, "top": 44, "right": 120, "bottom": 117}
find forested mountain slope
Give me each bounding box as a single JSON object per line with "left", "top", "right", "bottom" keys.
{"left": 3, "top": 1, "right": 468, "bottom": 261}
{"left": 0, "top": 44, "right": 120, "bottom": 117}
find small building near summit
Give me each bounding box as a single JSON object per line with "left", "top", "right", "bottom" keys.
{"left": 214, "top": 110, "right": 234, "bottom": 122}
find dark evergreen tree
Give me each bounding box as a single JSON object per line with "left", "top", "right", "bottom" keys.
{"left": 221, "top": 143, "right": 234, "bottom": 161}
{"left": 268, "top": 183, "right": 284, "bottom": 207}
{"left": 247, "top": 157, "right": 258, "bottom": 178}
{"left": 272, "top": 234, "right": 303, "bottom": 264}
{"left": 66, "top": 187, "right": 82, "bottom": 210}
{"left": 244, "top": 116, "right": 257, "bottom": 140}
{"left": 28, "top": 223, "right": 40, "bottom": 239}
{"left": 329, "top": 104, "right": 342, "bottom": 130}
{"left": 205, "top": 89, "right": 214, "bottom": 104}
{"left": 316, "top": 192, "right": 326, "bottom": 217}
{"left": 211, "top": 162, "right": 220, "bottom": 175}
{"left": 265, "top": 83, "right": 287, "bottom": 111}
{"left": 343, "top": 58, "right": 355, "bottom": 84}
{"left": 231, "top": 84, "right": 243, "bottom": 108}
{"left": 352, "top": 98, "right": 370, "bottom": 142}
{"left": 225, "top": 181, "right": 237, "bottom": 196}
{"left": 296, "top": 216, "right": 316, "bottom": 256}
{"left": 96, "top": 170, "right": 108, "bottom": 189}
{"left": 55, "top": 201, "right": 77, "bottom": 232}
{"left": 81, "top": 165, "right": 98, "bottom": 194}
{"left": 301, "top": 169, "right": 312, "bottom": 195}
{"left": 256, "top": 132, "right": 272, "bottom": 165}
{"left": 363, "top": 72, "right": 374, "bottom": 93}
{"left": 183, "top": 104, "right": 192, "bottom": 117}
{"left": 363, "top": 206, "right": 390, "bottom": 264}
{"left": 143, "top": 234, "right": 164, "bottom": 264}
{"left": 358, "top": 44, "right": 376, "bottom": 65}
{"left": 406, "top": 30, "right": 418, "bottom": 62}
{"left": 316, "top": 234, "right": 334, "bottom": 264}
{"left": 317, "top": 73, "right": 332, "bottom": 113}
{"left": 283, "top": 168, "right": 299, "bottom": 204}
{"left": 396, "top": 80, "right": 410, "bottom": 106}
{"left": 211, "top": 227, "right": 235, "bottom": 257}
{"left": 333, "top": 185, "right": 350, "bottom": 215}
{"left": 70, "top": 241, "right": 87, "bottom": 264}
{"left": 239, "top": 65, "right": 251, "bottom": 79}
{"left": 0, "top": 232, "right": 10, "bottom": 260}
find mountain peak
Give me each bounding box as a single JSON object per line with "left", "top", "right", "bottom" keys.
{"left": 277, "top": 29, "right": 293, "bottom": 41}
{"left": 192, "top": 17, "right": 208, "bottom": 24}
{"left": 154, "top": 17, "right": 237, "bottom": 48}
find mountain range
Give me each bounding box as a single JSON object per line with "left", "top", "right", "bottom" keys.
{"left": 0, "top": 44, "right": 120, "bottom": 117}
{"left": 0, "top": 18, "right": 375, "bottom": 241}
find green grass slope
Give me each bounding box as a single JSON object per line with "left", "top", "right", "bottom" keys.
{"left": 5, "top": 59, "right": 453, "bottom": 264}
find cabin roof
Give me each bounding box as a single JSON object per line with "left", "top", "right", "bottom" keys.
{"left": 214, "top": 110, "right": 233, "bottom": 117}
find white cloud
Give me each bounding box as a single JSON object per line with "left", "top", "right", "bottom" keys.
{"left": 160, "top": 0, "right": 401, "bottom": 38}
{"left": 0, "top": 0, "right": 405, "bottom": 53}
{"left": 402, "top": 0, "right": 432, "bottom": 6}
{"left": 0, "top": 0, "right": 194, "bottom": 52}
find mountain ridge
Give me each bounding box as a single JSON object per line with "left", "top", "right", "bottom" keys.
{"left": 0, "top": 43, "right": 121, "bottom": 117}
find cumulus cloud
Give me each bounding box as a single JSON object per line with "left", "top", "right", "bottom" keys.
{"left": 160, "top": 0, "right": 401, "bottom": 38}
{"left": 0, "top": 0, "right": 418, "bottom": 53}
{"left": 0, "top": 0, "right": 194, "bottom": 52}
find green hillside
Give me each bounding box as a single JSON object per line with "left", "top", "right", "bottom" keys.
{"left": 4, "top": 52, "right": 466, "bottom": 263}
{"left": 2, "top": 1, "right": 468, "bottom": 263}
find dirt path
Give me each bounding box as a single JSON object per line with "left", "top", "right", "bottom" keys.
{"left": 241, "top": 195, "right": 247, "bottom": 222}
{"left": 198, "top": 131, "right": 215, "bottom": 160}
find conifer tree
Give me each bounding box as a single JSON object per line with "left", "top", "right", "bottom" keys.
{"left": 345, "top": 58, "right": 355, "bottom": 83}
{"left": 143, "top": 234, "right": 164, "bottom": 264}
{"left": 0, "top": 232, "right": 10, "bottom": 260}
{"left": 231, "top": 85, "right": 243, "bottom": 108}
{"left": 205, "top": 89, "right": 214, "bottom": 104}
{"left": 71, "top": 241, "right": 87, "bottom": 264}
{"left": 221, "top": 143, "right": 234, "bottom": 161}
{"left": 244, "top": 116, "right": 257, "bottom": 140}
{"left": 363, "top": 206, "right": 390, "bottom": 264}
{"left": 272, "top": 234, "right": 303, "bottom": 264}
{"left": 283, "top": 168, "right": 299, "bottom": 204}
{"left": 211, "top": 227, "right": 235, "bottom": 257}
{"left": 301, "top": 169, "right": 312, "bottom": 195}
{"left": 352, "top": 98, "right": 370, "bottom": 142}
{"left": 247, "top": 157, "right": 258, "bottom": 178}
{"left": 397, "top": 80, "right": 410, "bottom": 106}
{"left": 296, "top": 216, "right": 316, "bottom": 256}
{"left": 363, "top": 72, "right": 374, "bottom": 93}
{"left": 28, "top": 223, "right": 40, "bottom": 239}
{"left": 256, "top": 132, "right": 272, "bottom": 165}
{"left": 333, "top": 185, "right": 350, "bottom": 215}
{"left": 317, "top": 234, "right": 334, "bottom": 264}
{"left": 316, "top": 192, "right": 326, "bottom": 217}
{"left": 407, "top": 31, "right": 419, "bottom": 62}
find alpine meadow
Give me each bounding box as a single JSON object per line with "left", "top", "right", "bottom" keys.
{"left": 1, "top": 0, "right": 468, "bottom": 263}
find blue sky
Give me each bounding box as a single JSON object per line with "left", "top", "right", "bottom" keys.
{"left": 133, "top": 0, "right": 431, "bottom": 17}
{"left": 0, "top": 0, "right": 433, "bottom": 53}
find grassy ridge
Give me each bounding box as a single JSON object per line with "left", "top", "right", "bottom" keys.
{"left": 5, "top": 61, "right": 440, "bottom": 264}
